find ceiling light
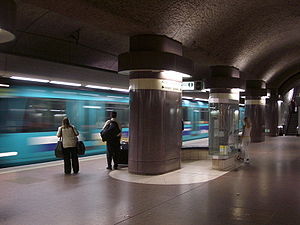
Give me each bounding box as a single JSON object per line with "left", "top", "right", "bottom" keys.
{"left": 0, "top": 0, "right": 16, "bottom": 43}
{"left": 194, "top": 98, "right": 209, "bottom": 101}
{"left": 107, "top": 96, "right": 125, "bottom": 99}
{"left": 0, "top": 152, "right": 18, "bottom": 157}
{"left": 232, "top": 88, "right": 245, "bottom": 93}
{"left": 0, "top": 28, "right": 15, "bottom": 43}
{"left": 0, "top": 83, "right": 9, "bottom": 87}
{"left": 83, "top": 106, "right": 102, "bottom": 109}
{"left": 85, "top": 85, "right": 112, "bottom": 90}
{"left": 182, "top": 96, "right": 193, "bottom": 100}
{"left": 162, "top": 70, "right": 191, "bottom": 78}
{"left": 111, "top": 88, "right": 129, "bottom": 92}
{"left": 50, "top": 81, "right": 81, "bottom": 86}
{"left": 11, "top": 76, "right": 49, "bottom": 83}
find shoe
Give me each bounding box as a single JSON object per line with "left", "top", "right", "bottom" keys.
{"left": 113, "top": 165, "right": 118, "bottom": 170}
{"left": 106, "top": 166, "right": 112, "bottom": 170}
{"left": 245, "top": 159, "right": 250, "bottom": 163}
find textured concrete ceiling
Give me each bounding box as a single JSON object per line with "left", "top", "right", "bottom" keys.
{"left": 1, "top": 0, "right": 300, "bottom": 89}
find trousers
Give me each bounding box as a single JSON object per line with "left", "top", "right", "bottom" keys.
{"left": 242, "top": 137, "right": 250, "bottom": 161}
{"left": 106, "top": 139, "right": 120, "bottom": 167}
{"left": 63, "top": 147, "right": 79, "bottom": 174}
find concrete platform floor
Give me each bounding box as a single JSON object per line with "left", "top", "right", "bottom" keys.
{"left": 110, "top": 160, "right": 227, "bottom": 185}
{"left": 182, "top": 138, "right": 208, "bottom": 148}
{"left": 1, "top": 136, "right": 300, "bottom": 225}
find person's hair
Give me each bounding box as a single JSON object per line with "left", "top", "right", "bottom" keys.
{"left": 244, "top": 117, "right": 251, "bottom": 128}
{"left": 111, "top": 111, "right": 117, "bottom": 118}
{"left": 62, "top": 117, "right": 71, "bottom": 128}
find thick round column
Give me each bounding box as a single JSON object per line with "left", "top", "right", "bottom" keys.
{"left": 245, "top": 98, "right": 266, "bottom": 142}
{"left": 129, "top": 72, "right": 182, "bottom": 174}
{"left": 265, "top": 90, "right": 278, "bottom": 136}
{"left": 206, "top": 66, "right": 243, "bottom": 160}
{"left": 209, "top": 89, "right": 240, "bottom": 156}
{"left": 245, "top": 80, "right": 267, "bottom": 142}
{"left": 118, "top": 35, "right": 193, "bottom": 174}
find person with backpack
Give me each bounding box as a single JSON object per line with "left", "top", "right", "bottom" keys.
{"left": 57, "top": 117, "right": 80, "bottom": 174}
{"left": 101, "top": 111, "right": 121, "bottom": 170}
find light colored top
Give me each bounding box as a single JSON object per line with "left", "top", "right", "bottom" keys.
{"left": 103, "top": 118, "right": 121, "bottom": 136}
{"left": 57, "top": 126, "right": 79, "bottom": 148}
{"left": 243, "top": 125, "right": 252, "bottom": 138}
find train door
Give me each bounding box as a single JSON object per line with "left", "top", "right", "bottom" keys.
{"left": 192, "top": 108, "right": 200, "bottom": 135}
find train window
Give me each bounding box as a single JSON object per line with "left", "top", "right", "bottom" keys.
{"left": 105, "top": 103, "right": 129, "bottom": 128}
{"left": 0, "top": 98, "right": 27, "bottom": 133}
{"left": 0, "top": 98, "right": 66, "bottom": 133}
{"left": 183, "top": 107, "right": 189, "bottom": 121}
{"left": 22, "top": 98, "right": 66, "bottom": 132}
{"left": 200, "top": 109, "right": 209, "bottom": 122}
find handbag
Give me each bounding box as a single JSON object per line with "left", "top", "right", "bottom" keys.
{"left": 77, "top": 141, "right": 86, "bottom": 155}
{"left": 71, "top": 126, "right": 85, "bottom": 155}
{"left": 55, "top": 138, "right": 64, "bottom": 158}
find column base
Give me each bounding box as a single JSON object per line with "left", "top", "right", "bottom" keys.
{"left": 212, "top": 155, "right": 241, "bottom": 171}
{"left": 181, "top": 148, "right": 209, "bottom": 160}
{"left": 128, "top": 158, "right": 180, "bottom": 175}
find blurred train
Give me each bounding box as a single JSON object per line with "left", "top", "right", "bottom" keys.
{"left": 0, "top": 80, "right": 244, "bottom": 168}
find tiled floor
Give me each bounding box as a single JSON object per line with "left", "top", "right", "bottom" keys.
{"left": 110, "top": 160, "right": 227, "bottom": 185}
{"left": 1, "top": 136, "right": 300, "bottom": 225}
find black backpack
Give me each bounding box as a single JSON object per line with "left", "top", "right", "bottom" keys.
{"left": 100, "top": 121, "right": 121, "bottom": 142}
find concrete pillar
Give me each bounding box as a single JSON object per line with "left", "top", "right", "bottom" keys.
{"left": 245, "top": 80, "right": 267, "bottom": 143}
{"left": 206, "top": 66, "right": 243, "bottom": 170}
{"left": 118, "top": 34, "right": 193, "bottom": 175}
{"left": 265, "top": 89, "right": 278, "bottom": 137}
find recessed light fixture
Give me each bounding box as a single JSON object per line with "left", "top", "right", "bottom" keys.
{"left": 0, "top": 0, "right": 16, "bottom": 43}
{"left": 50, "top": 81, "right": 81, "bottom": 87}
{"left": 85, "top": 85, "right": 111, "bottom": 90}
{"left": 83, "top": 106, "right": 102, "bottom": 109}
{"left": 0, "top": 152, "right": 18, "bottom": 157}
{"left": 182, "top": 96, "right": 194, "bottom": 100}
{"left": 232, "top": 88, "right": 245, "bottom": 92}
{"left": 162, "top": 70, "right": 191, "bottom": 78}
{"left": 0, "top": 83, "right": 9, "bottom": 87}
{"left": 111, "top": 88, "right": 129, "bottom": 92}
{"left": 194, "top": 98, "right": 209, "bottom": 102}
{"left": 11, "top": 76, "right": 49, "bottom": 83}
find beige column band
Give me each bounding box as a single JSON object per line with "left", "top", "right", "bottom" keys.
{"left": 209, "top": 93, "right": 239, "bottom": 104}
{"left": 245, "top": 99, "right": 265, "bottom": 105}
{"left": 130, "top": 78, "right": 182, "bottom": 93}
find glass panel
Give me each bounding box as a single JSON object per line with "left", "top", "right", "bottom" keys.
{"left": 209, "top": 102, "right": 239, "bottom": 156}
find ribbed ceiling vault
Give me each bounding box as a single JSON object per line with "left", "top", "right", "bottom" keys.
{"left": 0, "top": 0, "right": 299, "bottom": 90}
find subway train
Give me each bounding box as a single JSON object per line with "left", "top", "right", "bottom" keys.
{"left": 0, "top": 81, "right": 244, "bottom": 168}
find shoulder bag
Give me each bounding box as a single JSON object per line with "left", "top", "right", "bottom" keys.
{"left": 55, "top": 137, "right": 64, "bottom": 158}
{"left": 71, "top": 126, "right": 86, "bottom": 155}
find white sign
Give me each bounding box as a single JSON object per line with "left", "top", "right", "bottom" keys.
{"left": 182, "top": 82, "right": 195, "bottom": 91}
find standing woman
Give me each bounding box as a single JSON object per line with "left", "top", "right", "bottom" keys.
{"left": 242, "top": 117, "right": 252, "bottom": 163}
{"left": 57, "top": 117, "right": 80, "bottom": 174}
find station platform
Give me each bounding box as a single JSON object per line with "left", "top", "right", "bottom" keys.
{"left": 1, "top": 136, "right": 300, "bottom": 225}
{"left": 182, "top": 138, "right": 208, "bottom": 148}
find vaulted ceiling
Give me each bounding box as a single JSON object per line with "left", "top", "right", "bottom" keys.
{"left": 1, "top": 0, "right": 300, "bottom": 90}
